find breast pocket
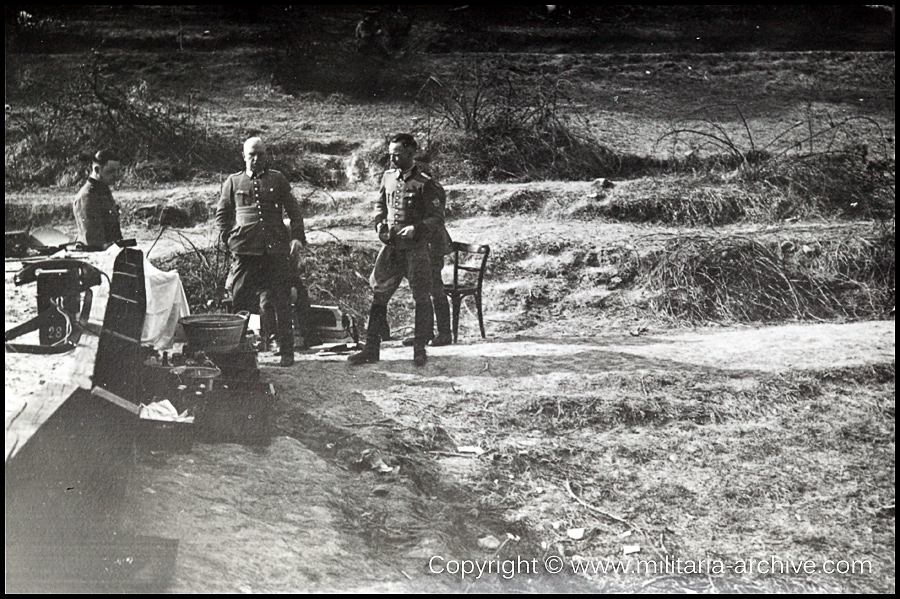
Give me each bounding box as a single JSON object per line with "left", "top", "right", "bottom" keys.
{"left": 236, "top": 190, "right": 253, "bottom": 207}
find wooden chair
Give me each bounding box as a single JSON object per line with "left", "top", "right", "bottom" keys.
{"left": 443, "top": 242, "right": 490, "bottom": 342}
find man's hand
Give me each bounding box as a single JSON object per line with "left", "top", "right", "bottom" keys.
{"left": 377, "top": 222, "right": 391, "bottom": 245}
{"left": 290, "top": 239, "right": 304, "bottom": 257}
{"left": 398, "top": 225, "right": 416, "bottom": 239}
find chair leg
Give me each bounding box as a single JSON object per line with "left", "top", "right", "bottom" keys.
{"left": 476, "top": 293, "right": 485, "bottom": 338}
{"left": 451, "top": 295, "right": 461, "bottom": 343}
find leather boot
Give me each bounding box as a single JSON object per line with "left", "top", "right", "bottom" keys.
{"left": 431, "top": 293, "right": 453, "bottom": 346}
{"left": 380, "top": 318, "right": 392, "bottom": 341}
{"left": 413, "top": 300, "right": 433, "bottom": 366}
{"left": 260, "top": 308, "right": 277, "bottom": 352}
{"left": 349, "top": 304, "right": 385, "bottom": 365}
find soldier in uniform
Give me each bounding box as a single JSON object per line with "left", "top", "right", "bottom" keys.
{"left": 73, "top": 149, "right": 124, "bottom": 250}
{"left": 401, "top": 176, "right": 453, "bottom": 347}
{"left": 216, "top": 136, "right": 308, "bottom": 367}
{"left": 349, "top": 133, "right": 446, "bottom": 367}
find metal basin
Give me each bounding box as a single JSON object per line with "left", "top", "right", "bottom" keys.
{"left": 179, "top": 312, "right": 248, "bottom": 352}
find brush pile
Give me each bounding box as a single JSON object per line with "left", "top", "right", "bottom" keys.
{"left": 640, "top": 229, "right": 895, "bottom": 323}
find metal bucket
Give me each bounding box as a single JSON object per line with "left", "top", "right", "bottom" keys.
{"left": 179, "top": 312, "right": 248, "bottom": 352}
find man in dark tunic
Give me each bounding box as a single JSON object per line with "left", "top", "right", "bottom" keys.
{"left": 73, "top": 149, "right": 124, "bottom": 250}
{"left": 216, "top": 137, "right": 306, "bottom": 367}
{"left": 349, "top": 133, "right": 446, "bottom": 367}
{"left": 401, "top": 180, "right": 453, "bottom": 348}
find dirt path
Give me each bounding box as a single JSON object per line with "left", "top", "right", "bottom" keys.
{"left": 111, "top": 319, "right": 893, "bottom": 592}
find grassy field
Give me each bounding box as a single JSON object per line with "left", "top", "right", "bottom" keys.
{"left": 5, "top": 5, "right": 895, "bottom": 594}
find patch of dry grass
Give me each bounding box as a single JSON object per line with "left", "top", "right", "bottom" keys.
{"left": 438, "top": 364, "right": 895, "bottom": 593}
{"left": 487, "top": 224, "right": 894, "bottom": 328}
{"left": 637, "top": 230, "right": 895, "bottom": 323}
{"left": 569, "top": 156, "right": 893, "bottom": 226}
{"left": 5, "top": 191, "right": 216, "bottom": 233}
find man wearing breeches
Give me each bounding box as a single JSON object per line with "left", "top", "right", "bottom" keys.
{"left": 349, "top": 133, "right": 446, "bottom": 367}
{"left": 402, "top": 181, "right": 453, "bottom": 347}
{"left": 216, "top": 136, "right": 306, "bottom": 367}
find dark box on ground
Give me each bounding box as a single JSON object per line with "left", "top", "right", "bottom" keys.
{"left": 205, "top": 342, "right": 260, "bottom": 382}
{"left": 194, "top": 379, "right": 275, "bottom": 445}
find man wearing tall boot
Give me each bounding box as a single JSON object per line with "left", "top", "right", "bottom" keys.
{"left": 349, "top": 133, "right": 446, "bottom": 367}
{"left": 216, "top": 136, "right": 307, "bottom": 367}
{"left": 402, "top": 179, "right": 453, "bottom": 348}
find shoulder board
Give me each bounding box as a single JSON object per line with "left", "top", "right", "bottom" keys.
{"left": 418, "top": 171, "right": 433, "bottom": 180}
{"left": 229, "top": 171, "right": 244, "bottom": 178}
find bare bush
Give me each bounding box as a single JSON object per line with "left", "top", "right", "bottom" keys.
{"left": 655, "top": 105, "right": 895, "bottom": 223}
{"left": 418, "top": 60, "right": 626, "bottom": 182}
{"left": 294, "top": 242, "right": 380, "bottom": 327}
{"left": 153, "top": 231, "right": 231, "bottom": 313}
{"left": 5, "top": 58, "right": 236, "bottom": 189}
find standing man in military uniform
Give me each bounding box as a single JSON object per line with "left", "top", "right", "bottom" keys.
{"left": 349, "top": 133, "right": 446, "bottom": 367}
{"left": 401, "top": 173, "right": 453, "bottom": 347}
{"left": 73, "top": 149, "right": 124, "bottom": 250}
{"left": 216, "top": 136, "right": 306, "bottom": 367}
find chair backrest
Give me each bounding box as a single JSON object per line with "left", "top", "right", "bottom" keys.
{"left": 448, "top": 242, "right": 490, "bottom": 291}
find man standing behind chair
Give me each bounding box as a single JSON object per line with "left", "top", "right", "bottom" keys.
{"left": 349, "top": 133, "right": 445, "bottom": 367}
{"left": 401, "top": 174, "right": 453, "bottom": 348}
{"left": 73, "top": 149, "right": 124, "bottom": 250}
{"left": 216, "top": 136, "right": 306, "bottom": 367}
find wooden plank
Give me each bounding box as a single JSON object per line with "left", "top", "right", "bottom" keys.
{"left": 5, "top": 257, "right": 104, "bottom": 462}
{"left": 93, "top": 248, "right": 146, "bottom": 402}
{"left": 90, "top": 386, "right": 141, "bottom": 415}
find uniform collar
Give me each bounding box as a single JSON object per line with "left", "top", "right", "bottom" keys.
{"left": 398, "top": 164, "right": 418, "bottom": 182}
{"left": 246, "top": 168, "right": 268, "bottom": 179}
{"left": 88, "top": 176, "right": 110, "bottom": 191}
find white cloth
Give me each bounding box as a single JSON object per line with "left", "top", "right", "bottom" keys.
{"left": 85, "top": 245, "right": 191, "bottom": 350}
{"left": 139, "top": 399, "right": 194, "bottom": 423}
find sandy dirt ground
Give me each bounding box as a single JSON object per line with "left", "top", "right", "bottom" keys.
{"left": 104, "top": 318, "right": 892, "bottom": 593}
{"left": 5, "top": 205, "right": 894, "bottom": 593}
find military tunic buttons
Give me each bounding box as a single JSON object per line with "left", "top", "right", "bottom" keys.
{"left": 215, "top": 169, "right": 306, "bottom": 256}
{"left": 375, "top": 166, "right": 443, "bottom": 247}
